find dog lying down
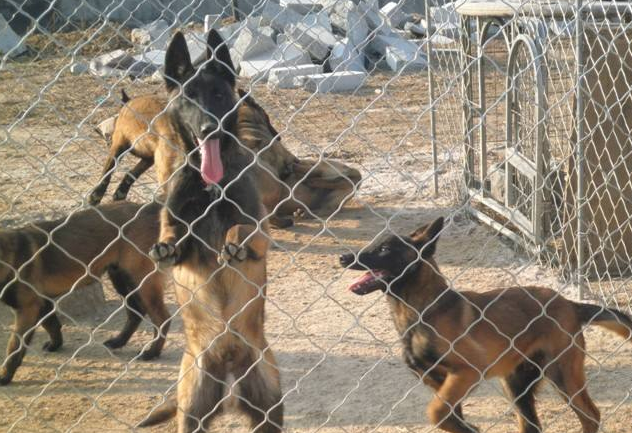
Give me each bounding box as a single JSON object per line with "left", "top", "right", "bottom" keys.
{"left": 91, "top": 89, "right": 361, "bottom": 228}
{"left": 340, "top": 217, "right": 632, "bottom": 433}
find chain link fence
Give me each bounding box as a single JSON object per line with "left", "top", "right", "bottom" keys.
{"left": 1, "top": 0, "right": 632, "bottom": 432}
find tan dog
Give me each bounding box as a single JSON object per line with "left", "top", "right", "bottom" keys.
{"left": 91, "top": 91, "right": 361, "bottom": 227}
{"left": 341, "top": 217, "right": 632, "bottom": 433}
{"left": 235, "top": 89, "right": 362, "bottom": 222}
{"left": 140, "top": 30, "right": 282, "bottom": 433}
{"left": 0, "top": 201, "right": 170, "bottom": 385}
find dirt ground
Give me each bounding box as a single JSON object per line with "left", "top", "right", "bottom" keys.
{"left": 1, "top": 29, "right": 632, "bottom": 433}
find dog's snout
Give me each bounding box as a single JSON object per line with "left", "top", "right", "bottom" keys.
{"left": 339, "top": 253, "right": 355, "bottom": 268}
{"left": 200, "top": 123, "right": 217, "bottom": 138}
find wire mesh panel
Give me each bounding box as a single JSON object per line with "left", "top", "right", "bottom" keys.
{"left": 1, "top": 1, "right": 632, "bottom": 433}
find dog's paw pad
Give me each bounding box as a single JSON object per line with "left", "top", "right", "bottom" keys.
{"left": 218, "top": 242, "right": 248, "bottom": 265}
{"left": 149, "top": 242, "right": 178, "bottom": 265}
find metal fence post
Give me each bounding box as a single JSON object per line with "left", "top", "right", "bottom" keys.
{"left": 425, "top": 0, "right": 439, "bottom": 197}
{"left": 575, "top": 0, "right": 587, "bottom": 299}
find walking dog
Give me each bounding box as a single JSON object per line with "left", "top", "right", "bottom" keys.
{"left": 90, "top": 87, "right": 361, "bottom": 227}
{"left": 140, "top": 30, "right": 282, "bottom": 433}
{"left": 0, "top": 201, "right": 170, "bottom": 385}
{"left": 340, "top": 217, "right": 632, "bottom": 433}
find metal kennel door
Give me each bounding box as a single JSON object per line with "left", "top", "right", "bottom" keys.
{"left": 504, "top": 33, "right": 548, "bottom": 246}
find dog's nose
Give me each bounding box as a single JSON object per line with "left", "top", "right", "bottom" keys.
{"left": 339, "top": 253, "right": 355, "bottom": 268}
{"left": 200, "top": 123, "right": 217, "bottom": 139}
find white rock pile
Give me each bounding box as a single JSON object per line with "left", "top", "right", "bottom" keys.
{"left": 81, "top": 1, "right": 466, "bottom": 92}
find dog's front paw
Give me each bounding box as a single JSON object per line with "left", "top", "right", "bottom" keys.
{"left": 270, "top": 215, "right": 294, "bottom": 229}
{"left": 42, "top": 340, "right": 62, "bottom": 352}
{"left": 103, "top": 336, "right": 126, "bottom": 350}
{"left": 0, "top": 368, "right": 12, "bottom": 386}
{"left": 149, "top": 242, "right": 179, "bottom": 265}
{"left": 88, "top": 190, "right": 104, "bottom": 206}
{"left": 112, "top": 189, "right": 127, "bottom": 201}
{"left": 218, "top": 242, "right": 248, "bottom": 265}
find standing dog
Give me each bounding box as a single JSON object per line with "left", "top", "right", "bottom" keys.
{"left": 0, "top": 201, "right": 170, "bottom": 385}
{"left": 340, "top": 217, "right": 632, "bottom": 433}
{"left": 140, "top": 30, "right": 282, "bottom": 433}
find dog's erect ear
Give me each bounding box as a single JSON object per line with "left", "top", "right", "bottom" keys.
{"left": 237, "top": 88, "right": 257, "bottom": 106}
{"left": 120, "top": 89, "right": 131, "bottom": 104}
{"left": 205, "top": 29, "right": 236, "bottom": 87}
{"left": 410, "top": 217, "right": 444, "bottom": 258}
{"left": 164, "top": 32, "right": 194, "bottom": 92}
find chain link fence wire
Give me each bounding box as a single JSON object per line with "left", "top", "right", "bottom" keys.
{"left": 1, "top": 0, "right": 632, "bottom": 432}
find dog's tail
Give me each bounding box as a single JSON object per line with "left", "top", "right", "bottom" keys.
{"left": 121, "top": 89, "right": 131, "bottom": 104}
{"left": 576, "top": 302, "right": 632, "bottom": 340}
{"left": 137, "top": 395, "right": 177, "bottom": 427}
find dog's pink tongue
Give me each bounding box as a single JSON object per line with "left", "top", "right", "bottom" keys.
{"left": 349, "top": 270, "right": 386, "bottom": 292}
{"left": 198, "top": 138, "right": 224, "bottom": 185}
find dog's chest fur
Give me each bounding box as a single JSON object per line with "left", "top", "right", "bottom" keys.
{"left": 174, "top": 165, "right": 261, "bottom": 262}
{"left": 389, "top": 289, "right": 462, "bottom": 377}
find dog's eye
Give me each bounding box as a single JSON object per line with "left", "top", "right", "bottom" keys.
{"left": 380, "top": 245, "right": 390, "bottom": 253}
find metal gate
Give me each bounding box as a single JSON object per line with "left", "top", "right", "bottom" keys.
{"left": 460, "top": 11, "right": 550, "bottom": 251}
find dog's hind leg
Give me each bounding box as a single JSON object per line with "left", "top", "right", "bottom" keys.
{"left": 103, "top": 265, "right": 144, "bottom": 350}
{"left": 236, "top": 348, "right": 283, "bottom": 433}
{"left": 113, "top": 157, "right": 154, "bottom": 201}
{"left": 39, "top": 300, "right": 63, "bottom": 352}
{"left": 136, "top": 272, "right": 171, "bottom": 360}
{"left": 89, "top": 132, "right": 130, "bottom": 206}
{"left": 176, "top": 352, "right": 226, "bottom": 433}
{"left": 545, "top": 340, "right": 600, "bottom": 433}
{"left": 0, "top": 302, "right": 41, "bottom": 385}
{"left": 502, "top": 357, "right": 544, "bottom": 433}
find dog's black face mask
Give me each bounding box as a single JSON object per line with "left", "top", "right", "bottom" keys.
{"left": 339, "top": 217, "right": 444, "bottom": 295}
{"left": 163, "top": 30, "right": 237, "bottom": 186}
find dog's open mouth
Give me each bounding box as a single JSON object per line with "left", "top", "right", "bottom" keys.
{"left": 348, "top": 270, "right": 390, "bottom": 295}
{"left": 198, "top": 138, "right": 224, "bottom": 185}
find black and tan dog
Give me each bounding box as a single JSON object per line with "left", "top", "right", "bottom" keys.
{"left": 340, "top": 217, "right": 632, "bottom": 433}
{"left": 140, "top": 30, "right": 282, "bottom": 433}
{"left": 90, "top": 87, "right": 360, "bottom": 228}
{"left": 0, "top": 201, "right": 170, "bottom": 385}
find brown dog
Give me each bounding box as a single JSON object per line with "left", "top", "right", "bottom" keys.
{"left": 235, "top": 89, "right": 362, "bottom": 222}
{"left": 0, "top": 201, "right": 170, "bottom": 385}
{"left": 140, "top": 30, "right": 282, "bottom": 433}
{"left": 340, "top": 217, "right": 632, "bottom": 433}
{"left": 90, "top": 91, "right": 361, "bottom": 227}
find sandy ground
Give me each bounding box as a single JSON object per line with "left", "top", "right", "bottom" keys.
{"left": 1, "top": 30, "right": 632, "bottom": 433}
